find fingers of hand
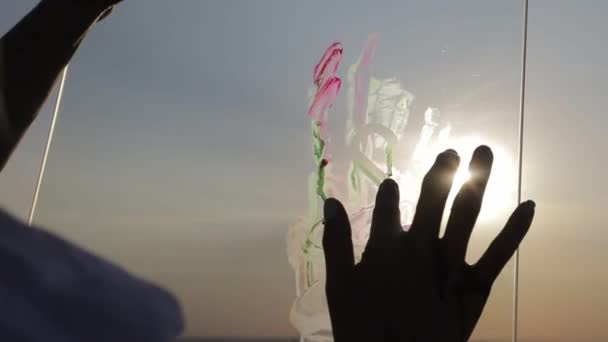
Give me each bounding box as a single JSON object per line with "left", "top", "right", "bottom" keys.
{"left": 323, "top": 198, "right": 355, "bottom": 289}
{"left": 368, "top": 178, "right": 402, "bottom": 246}
{"left": 474, "top": 200, "right": 536, "bottom": 285}
{"left": 322, "top": 198, "right": 355, "bottom": 340}
{"left": 409, "top": 149, "right": 460, "bottom": 242}
{"left": 444, "top": 146, "right": 493, "bottom": 265}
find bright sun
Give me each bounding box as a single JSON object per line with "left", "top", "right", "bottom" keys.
{"left": 422, "top": 135, "right": 518, "bottom": 222}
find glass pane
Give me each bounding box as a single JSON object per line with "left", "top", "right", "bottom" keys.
{"left": 33, "top": 1, "right": 524, "bottom": 340}
{"left": 521, "top": 1, "right": 608, "bottom": 341}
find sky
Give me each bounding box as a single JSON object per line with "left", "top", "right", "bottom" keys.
{"left": 1, "top": 0, "right": 607, "bottom": 341}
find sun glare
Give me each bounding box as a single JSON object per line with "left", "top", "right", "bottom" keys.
{"left": 424, "top": 135, "right": 518, "bottom": 222}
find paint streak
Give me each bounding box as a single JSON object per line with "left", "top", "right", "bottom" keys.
{"left": 353, "top": 35, "right": 378, "bottom": 129}
{"left": 308, "top": 76, "right": 341, "bottom": 138}
{"left": 313, "top": 41, "right": 343, "bottom": 88}
{"left": 309, "top": 42, "right": 343, "bottom": 136}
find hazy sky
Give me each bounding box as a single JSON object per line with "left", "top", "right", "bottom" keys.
{"left": 1, "top": 1, "right": 607, "bottom": 341}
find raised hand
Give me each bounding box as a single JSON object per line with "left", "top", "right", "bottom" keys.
{"left": 323, "top": 146, "right": 535, "bottom": 341}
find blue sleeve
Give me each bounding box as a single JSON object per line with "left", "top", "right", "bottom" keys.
{"left": 0, "top": 208, "right": 184, "bottom": 342}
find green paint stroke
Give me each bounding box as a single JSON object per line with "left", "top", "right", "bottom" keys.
{"left": 311, "top": 122, "right": 327, "bottom": 201}
{"left": 385, "top": 145, "right": 393, "bottom": 177}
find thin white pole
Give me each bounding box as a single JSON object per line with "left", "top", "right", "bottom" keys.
{"left": 27, "top": 66, "right": 69, "bottom": 225}
{"left": 513, "top": 0, "right": 529, "bottom": 341}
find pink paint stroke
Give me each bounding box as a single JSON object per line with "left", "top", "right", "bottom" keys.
{"left": 308, "top": 42, "right": 344, "bottom": 139}
{"left": 308, "top": 76, "right": 342, "bottom": 138}
{"left": 353, "top": 35, "right": 378, "bottom": 129}
{"left": 313, "top": 41, "right": 343, "bottom": 88}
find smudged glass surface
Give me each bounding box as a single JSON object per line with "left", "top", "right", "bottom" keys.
{"left": 1, "top": 1, "right": 574, "bottom": 341}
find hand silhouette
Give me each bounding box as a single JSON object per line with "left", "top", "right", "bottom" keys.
{"left": 323, "top": 146, "right": 535, "bottom": 342}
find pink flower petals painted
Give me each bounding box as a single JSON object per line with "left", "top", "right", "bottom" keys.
{"left": 308, "top": 42, "right": 344, "bottom": 138}
{"left": 313, "top": 41, "right": 343, "bottom": 87}
{"left": 308, "top": 77, "right": 342, "bottom": 137}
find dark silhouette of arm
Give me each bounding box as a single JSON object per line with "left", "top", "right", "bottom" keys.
{"left": 0, "top": 0, "right": 120, "bottom": 170}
